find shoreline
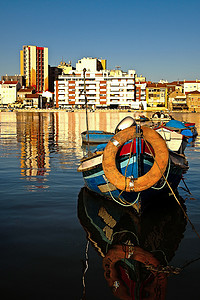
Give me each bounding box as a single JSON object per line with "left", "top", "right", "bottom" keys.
{"left": 0, "top": 107, "right": 196, "bottom": 113}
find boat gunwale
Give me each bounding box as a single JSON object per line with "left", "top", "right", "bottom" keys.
{"left": 81, "top": 130, "right": 114, "bottom": 136}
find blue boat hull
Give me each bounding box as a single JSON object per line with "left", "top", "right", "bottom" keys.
{"left": 81, "top": 152, "right": 186, "bottom": 211}
{"left": 81, "top": 130, "right": 114, "bottom": 144}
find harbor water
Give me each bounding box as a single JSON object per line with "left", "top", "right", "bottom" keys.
{"left": 0, "top": 111, "right": 200, "bottom": 299}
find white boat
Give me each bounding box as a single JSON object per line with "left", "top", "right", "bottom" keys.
{"left": 151, "top": 111, "right": 172, "bottom": 122}
{"left": 155, "top": 126, "right": 188, "bottom": 154}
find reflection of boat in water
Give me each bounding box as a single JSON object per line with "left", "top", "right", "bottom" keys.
{"left": 78, "top": 187, "right": 187, "bottom": 300}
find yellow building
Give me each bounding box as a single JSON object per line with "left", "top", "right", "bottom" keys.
{"left": 20, "top": 45, "right": 48, "bottom": 92}
{"left": 146, "top": 83, "right": 168, "bottom": 108}
{"left": 186, "top": 90, "right": 200, "bottom": 112}
{"left": 57, "top": 61, "right": 75, "bottom": 74}
{"left": 168, "top": 90, "right": 187, "bottom": 110}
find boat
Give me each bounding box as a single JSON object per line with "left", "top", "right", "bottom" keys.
{"left": 81, "top": 115, "right": 136, "bottom": 145}
{"left": 151, "top": 111, "right": 173, "bottom": 122}
{"left": 78, "top": 187, "right": 187, "bottom": 299}
{"left": 135, "top": 115, "right": 150, "bottom": 122}
{"left": 164, "top": 119, "right": 198, "bottom": 142}
{"left": 154, "top": 125, "right": 188, "bottom": 153}
{"left": 78, "top": 117, "right": 189, "bottom": 213}
{"left": 81, "top": 130, "right": 114, "bottom": 144}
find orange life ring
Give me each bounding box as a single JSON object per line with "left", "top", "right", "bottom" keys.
{"left": 103, "top": 245, "right": 167, "bottom": 300}
{"left": 102, "top": 126, "right": 169, "bottom": 192}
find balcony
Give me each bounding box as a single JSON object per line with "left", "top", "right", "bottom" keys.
{"left": 110, "top": 81, "right": 119, "bottom": 86}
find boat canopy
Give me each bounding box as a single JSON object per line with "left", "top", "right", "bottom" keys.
{"left": 165, "top": 120, "right": 186, "bottom": 129}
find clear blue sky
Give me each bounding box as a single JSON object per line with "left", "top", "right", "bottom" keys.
{"left": 0, "top": 0, "right": 200, "bottom": 82}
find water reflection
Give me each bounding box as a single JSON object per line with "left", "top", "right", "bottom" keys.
{"left": 0, "top": 111, "right": 199, "bottom": 189}
{"left": 0, "top": 112, "right": 86, "bottom": 188}
{"left": 78, "top": 187, "right": 187, "bottom": 300}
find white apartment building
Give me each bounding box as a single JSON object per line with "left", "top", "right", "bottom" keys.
{"left": 0, "top": 81, "right": 20, "bottom": 106}
{"left": 184, "top": 80, "right": 200, "bottom": 94}
{"left": 54, "top": 69, "right": 138, "bottom": 109}
{"left": 76, "top": 57, "right": 106, "bottom": 72}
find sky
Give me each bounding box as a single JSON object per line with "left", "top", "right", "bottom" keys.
{"left": 0, "top": 0, "right": 200, "bottom": 82}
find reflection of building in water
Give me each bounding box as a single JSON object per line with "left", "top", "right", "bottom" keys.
{"left": 54, "top": 111, "right": 132, "bottom": 163}
{"left": 16, "top": 113, "right": 51, "bottom": 178}
{"left": 57, "top": 111, "right": 148, "bottom": 159}
{"left": 0, "top": 112, "right": 17, "bottom": 138}
{"left": 55, "top": 112, "right": 83, "bottom": 166}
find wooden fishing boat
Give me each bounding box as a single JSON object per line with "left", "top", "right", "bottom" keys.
{"left": 81, "top": 130, "right": 114, "bottom": 144}
{"left": 81, "top": 116, "right": 136, "bottom": 144}
{"left": 78, "top": 117, "right": 188, "bottom": 213}
{"left": 165, "top": 119, "right": 198, "bottom": 142}
{"left": 154, "top": 125, "right": 188, "bottom": 153}
{"left": 151, "top": 111, "right": 172, "bottom": 122}
{"left": 135, "top": 115, "right": 150, "bottom": 122}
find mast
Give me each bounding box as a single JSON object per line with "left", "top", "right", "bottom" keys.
{"left": 83, "top": 68, "right": 91, "bottom": 155}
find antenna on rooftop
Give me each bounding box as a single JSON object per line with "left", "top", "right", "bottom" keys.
{"left": 115, "top": 66, "right": 121, "bottom": 70}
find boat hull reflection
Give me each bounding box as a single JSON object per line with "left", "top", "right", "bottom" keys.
{"left": 78, "top": 187, "right": 187, "bottom": 300}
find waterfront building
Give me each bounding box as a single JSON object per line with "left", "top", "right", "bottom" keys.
{"left": 0, "top": 81, "right": 20, "bottom": 106}
{"left": 186, "top": 90, "right": 200, "bottom": 112}
{"left": 168, "top": 90, "right": 187, "bottom": 110}
{"left": 184, "top": 80, "right": 200, "bottom": 94}
{"left": 20, "top": 45, "right": 48, "bottom": 93}
{"left": 1, "top": 75, "right": 25, "bottom": 87}
{"left": 54, "top": 68, "right": 138, "bottom": 109}
{"left": 23, "top": 94, "right": 40, "bottom": 108}
{"left": 17, "top": 86, "right": 35, "bottom": 102}
{"left": 146, "top": 83, "right": 168, "bottom": 108}
{"left": 166, "top": 81, "right": 184, "bottom": 94}
{"left": 135, "top": 82, "right": 147, "bottom": 110}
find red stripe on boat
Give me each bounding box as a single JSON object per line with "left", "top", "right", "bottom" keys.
{"left": 118, "top": 139, "right": 155, "bottom": 156}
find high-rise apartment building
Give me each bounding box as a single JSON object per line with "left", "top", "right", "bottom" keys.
{"left": 20, "top": 45, "right": 48, "bottom": 92}
{"left": 54, "top": 57, "right": 148, "bottom": 110}
{"left": 55, "top": 69, "right": 137, "bottom": 109}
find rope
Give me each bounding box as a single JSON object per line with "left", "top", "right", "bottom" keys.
{"left": 142, "top": 135, "right": 200, "bottom": 240}
{"left": 181, "top": 256, "right": 200, "bottom": 270}
{"left": 151, "top": 158, "right": 171, "bottom": 190}
{"left": 181, "top": 176, "right": 192, "bottom": 195}
{"left": 123, "top": 244, "right": 181, "bottom": 276}
{"left": 81, "top": 240, "right": 89, "bottom": 300}
{"left": 104, "top": 175, "right": 141, "bottom": 207}
{"left": 105, "top": 230, "right": 140, "bottom": 254}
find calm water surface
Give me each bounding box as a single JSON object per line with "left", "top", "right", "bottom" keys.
{"left": 0, "top": 111, "right": 200, "bottom": 299}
